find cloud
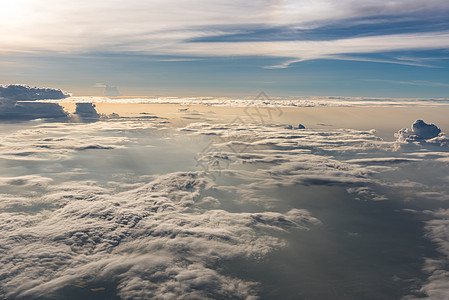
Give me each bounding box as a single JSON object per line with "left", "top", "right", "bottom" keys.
{"left": 407, "top": 209, "right": 449, "bottom": 299}
{"left": 0, "top": 172, "right": 319, "bottom": 299}
{"left": 95, "top": 83, "right": 122, "bottom": 97}
{"left": 395, "top": 120, "right": 449, "bottom": 147}
{"left": 0, "top": 175, "right": 53, "bottom": 188}
{"left": 1, "top": 1, "right": 449, "bottom": 66}
{"left": 0, "top": 102, "right": 68, "bottom": 120}
{"left": 0, "top": 121, "right": 135, "bottom": 161}
{"left": 0, "top": 85, "right": 69, "bottom": 120}
{"left": 3, "top": 115, "right": 449, "bottom": 298}
{"left": 184, "top": 122, "right": 397, "bottom": 205}
{"left": 74, "top": 103, "right": 100, "bottom": 119}
{"left": 0, "top": 119, "right": 324, "bottom": 298}
{"left": 0, "top": 85, "right": 70, "bottom": 102}
{"left": 345, "top": 157, "right": 422, "bottom": 164}
{"left": 416, "top": 191, "right": 449, "bottom": 202}
{"left": 346, "top": 187, "right": 387, "bottom": 201}
{"left": 45, "top": 95, "right": 449, "bottom": 107}
{"left": 154, "top": 31, "right": 449, "bottom": 67}
{"left": 181, "top": 119, "right": 449, "bottom": 298}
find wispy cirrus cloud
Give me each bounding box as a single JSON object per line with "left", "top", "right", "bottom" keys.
{"left": 1, "top": 0, "right": 449, "bottom": 68}
{"left": 365, "top": 79, "right": 449, "bottom": 87}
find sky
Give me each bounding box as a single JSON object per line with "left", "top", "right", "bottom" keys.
{"left": 1, "top": 0, "right": 449, "bottom": 97}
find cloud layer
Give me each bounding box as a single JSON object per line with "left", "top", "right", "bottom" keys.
{"left": 1, "top": 115, "right": 449, "bottom": 298}
{"left": 181, "top": 118, "right": 449, "bottom": 298}
{"left": 1, "top": 1, "right": 449, "bottom": 66}
{"left": 0, "top": 171, "right": 319, "bottom": 299}
{"left": 0, "top": 118, "right": 321, "bottom": 298}
{"left": 49, "top": 95, "right": 449, "bottom": 107}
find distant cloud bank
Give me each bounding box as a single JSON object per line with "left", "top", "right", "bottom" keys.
{"left": 0, "top": 85, "right": 70, "bottom": 120}
{"left": 95, "top": 83, "right": 122, "bottom": 97}
{"left": 47, "top": 95, "right": 449, "bottom": 107}
{"left": 0, "top": 85, "right": 70, "bottom": 102}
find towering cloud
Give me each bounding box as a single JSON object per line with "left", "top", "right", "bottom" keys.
{"left": 0, "top": 85, "right": 69, "bottom": 120}
{"left": 0, "top": 85, "right": 70, "bottom": 102}
{"left": 395, "top": 120, "right": 449, "bottom": 147}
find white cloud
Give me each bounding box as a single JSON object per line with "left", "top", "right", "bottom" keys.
{"left": 396, "top": 120, "right": 449, "bottom": 147}
{"left": 2, "top": 115, "right": 449, "bottom": 298}
{"left": 46, "top": 95, "right": 449, "bottom": 107}
{"left": 0, "top": 120, "right": 165, "bottom": 161}
{"left": 0, "top": 175, "right": 53, "bottom": 187}
{"left": 409, "top": 209, "right": 449, "bottom": 299}
{"left": 1, "top": 1, "right": 449, "bottom": 66}
{"left": 0, "top": 172, "right": 319, "bottom": 299}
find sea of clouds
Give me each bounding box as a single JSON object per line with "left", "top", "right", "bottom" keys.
{"left": 0, "top": 118, "right": 323, "bottom": 299}
{"left": 3, "top": 85, "right": 449, "bottom": 116}
{"left": 183, "top": 119, "right": 449, "bottom": 299}
{"left": 1, "top": 87, "right": 449, "bottom": 298}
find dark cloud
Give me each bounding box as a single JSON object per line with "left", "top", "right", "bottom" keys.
{"left": 0, "top": 85, "right": 69, "bottom": 102}
{"left": 0, "top": 85, "right": 70, "bottom": 120}
{"left": 0, "top": 102, "right": 68, "bottom": 120}
{"left": 74, "top": 103, "right": 100, "bottom": 120}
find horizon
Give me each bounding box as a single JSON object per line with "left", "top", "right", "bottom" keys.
{"left": 3, "top": 83, "right": 449, "bottom": 100}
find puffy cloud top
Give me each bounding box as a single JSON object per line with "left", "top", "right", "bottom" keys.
{"left": 0, "top": 85, "right": 69, "bottom": 120}
{"left": 395, "top": 120, "right": 448, "bottom": 146}
{"left": 0, "top": 85, "right": 70, "bottom": 102}
{"left": 74, "top": 103, "right": 100, "bottom": 119}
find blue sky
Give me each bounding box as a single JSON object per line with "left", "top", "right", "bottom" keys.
{"left": 1, "top": 0, "right": 449, "bottom": 97}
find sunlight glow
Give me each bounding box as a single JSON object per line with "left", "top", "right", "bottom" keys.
{"left": 0, "top": 1, "right": 31, "bottom": 28}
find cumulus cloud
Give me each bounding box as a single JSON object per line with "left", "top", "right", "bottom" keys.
{"left": 0, "top": 102, "right": 68, "bottom": 120}
{"left": 395, "top": 120, "right": 449, "bottom": 147}
{"left": 0, "top": 85, "right": 69, "bottom": 120}
{"left": 95, "top": 83, "right": 122, "bottom": 97}
{"left": 74, "top": 103, "right": 100, "bottom": 120}
{"left": 0, "top": 85, "right": 69, "bottom": 102}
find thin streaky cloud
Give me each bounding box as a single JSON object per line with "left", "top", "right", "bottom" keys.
{"left": 364, "top": 79, "right": 449, "bottom": 87}
{"left": 323, "top": 55, "right": 442, "bottom": 68}
{"left": 143, "top": 31, "right": 449, "bottom": 66}
{"left": 1, "top": 1, "right": 449, "bottom": 62}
